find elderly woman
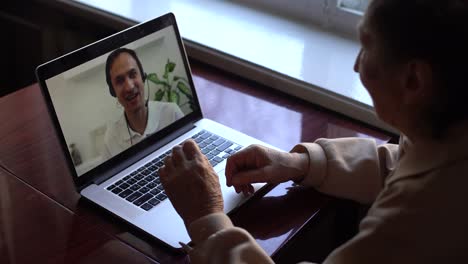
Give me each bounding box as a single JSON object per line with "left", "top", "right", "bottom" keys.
{"left": 159, "top": 0, "right": 468, "bottom": 263}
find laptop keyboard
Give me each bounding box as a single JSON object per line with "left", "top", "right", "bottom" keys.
{"left": 106, "top": 130, "right": 243, "bottom": 211}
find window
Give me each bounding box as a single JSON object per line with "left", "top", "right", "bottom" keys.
{"left": 236, "top": 0, "right": 369, "bottom": 37}
{"left": 328, "top": 0, "right": 369, "bottom": 36}
{"left": 338, "top": 0, "right": 369, "bottom": 14}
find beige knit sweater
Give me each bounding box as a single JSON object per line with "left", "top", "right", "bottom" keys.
{"left": 186, "top": 124, "right": 468, "bottom": 263}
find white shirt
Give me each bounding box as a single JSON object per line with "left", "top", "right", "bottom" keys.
{"left": 102, "top": 101, "right": 184, "bottom": 160}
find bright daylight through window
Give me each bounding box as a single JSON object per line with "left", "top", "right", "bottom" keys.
{"left": 326, "top": 0, "right": 369, "bottom": 36}
{"left": 338, "top": 0, "right": 369, "bottom": 13}
{"left": 238, "top": 0, "right": 369, "bottom": 36}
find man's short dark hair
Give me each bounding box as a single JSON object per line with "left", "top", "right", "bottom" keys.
{"left": 367, "top": 0, "right": 468, "bottom": 138}
{"left": 105, "top": 48, "right": 146, "bottom": 97}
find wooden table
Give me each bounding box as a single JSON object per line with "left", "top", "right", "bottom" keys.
{"left": 0, "top": 59, "right": 392, "bottom": 263}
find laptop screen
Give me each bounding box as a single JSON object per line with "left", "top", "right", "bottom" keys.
{"left": 44, "top": 22, "right": 196, "bottom": 177}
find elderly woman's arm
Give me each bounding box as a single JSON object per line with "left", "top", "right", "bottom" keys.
{"left": 160, "top": 138, "right": 400, "bottom": 263}
{"left": 186, "top": 213, "right": 275, "bottom": 264}
{"left": 292, "top": 138, "right": 400, "bottom": 204}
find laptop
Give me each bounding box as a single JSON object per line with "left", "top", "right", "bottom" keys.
{"left": 36, "top": 13, "right": 278, "bottom": 249}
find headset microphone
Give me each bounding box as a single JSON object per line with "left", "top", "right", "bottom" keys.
{"left": 144, "top": 72, "right": 149, "bottom": 107}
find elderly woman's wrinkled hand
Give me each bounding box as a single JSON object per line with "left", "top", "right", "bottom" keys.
{"left": 159, "top": 139, "right": 224, "bottom": 226}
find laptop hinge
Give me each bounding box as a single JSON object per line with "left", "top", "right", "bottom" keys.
{"left": 91, "top": 122, "right": 196, "bottom": 186}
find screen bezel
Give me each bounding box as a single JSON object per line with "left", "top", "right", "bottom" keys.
{"left": 36, "top": 13, "right": 202, "bottom": 190}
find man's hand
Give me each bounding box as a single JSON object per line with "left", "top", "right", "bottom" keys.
{"left": 225, "top": 145, "right": 309, "bottom": 194}
{"left": 159, "top": 139, "right": 224, "bottom": 226}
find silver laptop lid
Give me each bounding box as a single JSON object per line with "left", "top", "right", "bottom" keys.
{"left": 36, "top": 13, "right": 202, "bottom": 190}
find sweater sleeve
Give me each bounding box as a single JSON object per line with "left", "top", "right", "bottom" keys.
{"left": 290, "top": 138, "right": 400, "bottom": 204}
{"left": 187, "top": 213, "right": 276, "bottom": 264}
{"left": 185, "top": 138, "right": 400, "bottom": 263}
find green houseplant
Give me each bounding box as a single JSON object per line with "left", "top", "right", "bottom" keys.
{"left": 147, "top": 59, "right": 195, "bottom": 111}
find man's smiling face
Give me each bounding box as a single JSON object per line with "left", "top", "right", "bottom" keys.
{"left": 110, "top": 52, "right": 145, "bottom": 114}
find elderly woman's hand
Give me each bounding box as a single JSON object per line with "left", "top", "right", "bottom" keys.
{"left": 159, "top": 139, "right": 224, "bottom": 226}
{"left": 225, "top": 144, "right": 309, "bottom": 195}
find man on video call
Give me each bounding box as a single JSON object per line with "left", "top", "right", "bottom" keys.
{"left": 102, "top": 48, "right": 184, "bottom": 160}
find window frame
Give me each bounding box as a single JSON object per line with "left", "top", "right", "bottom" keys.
{"left": 236, "top": 0, "right": 365, "bottom": 37}
{"left": 327, "top": 0, "right": 366, "bottom": 36}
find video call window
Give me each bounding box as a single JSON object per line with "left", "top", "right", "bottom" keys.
{"left": 46, "top": 26, "right": 194, "bottom": 176}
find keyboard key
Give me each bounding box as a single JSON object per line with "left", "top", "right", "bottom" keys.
{"left": 212, "top": 138, "right": 226, "bottom": 146}
{"left": 106, "top": 184, "right": 116, "bottom": 190}
{"left": 130, "top": 185, "right": 140, "bottom": 191}
{"left": 156, "top": 161, "right": 164, "bottom": 167}
{"left": 223, "top": 153, "right": 230, "bottom": 159}
{"left": 165, "top": 150, "right": 172, "bottom": 155}
{"left": 137, "top": 179, "right": 148, "bottom": 186}
{"left": 139, "top": 187, "right": 150, "bottom": 193}
{"left": 135, "top": 174, "right": 144, "bottom": 180}
{"left": 216, "top": 141, "right": 233, "bottom": 152}
{"left": 210, "top": 160, "right": 218, "bottom": 167}
{"left": 235, "top": 146, "right": 242, "bottom": 151}
{"left": 209, "top": 136, "right": 219, "bottom": 141}
{"left": 200, "top": 132, "right": 212, "bottom": 139}
{"left": 141, "top": 169, "right": 151, "bottom": 176}
{"left": 119, "top": 183, "right": 130, "bottom": 189}
{"left": 111, "top": 187, "right": 123, "bottom": 194}
{"left": 199, "top": 142, "right": 208, "bottom": 148}
{"left": 201, "top": 148, "right": 210, "bottom": 155}
{"left": 150, "top": 189, "right": 159, "bottom": 195}
{"left": 123, "top": 175, "right": 130, "bottom": 181}
{"left": 210, "top": 150, "right": 221, "bottom": 156}
{"left": 156, "top": 193, "right": 167, "bottom": 201}
{"left": 157, "top": 184, "right": 164, "bottom": 191}
{"left": 148, "top": 198, "right": 160, "bottom": 206}
{"left": 119, "top": 189, "right": 133, "bottom": 198}
{"left": 127, "top": 178, "right": 137, "bottom": 184}
{"left": 147, "top": 182, "right": 157, "bottom": 189}
{"left": 213, "top": 156, "right": 223, "bottom": 163}
{"left": 145, "top": 175, "right": 155, "bottom": 182}
{"left": 130, "top": 171, "right": 138, "bottom": 176}
{"left": 137, "top": 167, "right": 144, "bottom": 172}
{"left": 149, "top": 165, "right": 157, "bottom": 171}
{"left": 144, "top": 162, "right": 152, "bottom": 168}
{"left": 133, "top": 193, "right": 153, "bottom": 206}
{"left": 141, "top": 203, "right": 153, "bottom": 211}
{"left": 206, "top": 145, "right": 215, "bottom": 150}
{"left": 194, "top": 137, "right": 203, "bottom": 143}
{"left": 126, "top": 191, "right": 143, "bottom": 202}
{"left": 116, "top": 180, "right": 124, "bottom": 185}
{"left": 206, "top": 154, "right": 214, "bottom": 160}
{"left": 225, "top": 149, "right": 234, "bottom": 154}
